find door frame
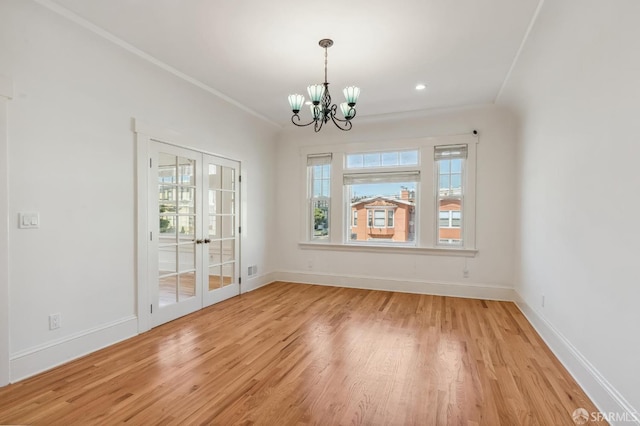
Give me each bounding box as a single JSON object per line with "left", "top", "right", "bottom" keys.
{"left": 135, "top": 119, "right": 242, "bottom": 333}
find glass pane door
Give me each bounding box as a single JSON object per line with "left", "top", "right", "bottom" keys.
{"left": 151, "top": 143, "right": 202, "bottom": 327}
{"left": 203, "top": 155, "right": 240, "bottom": 306}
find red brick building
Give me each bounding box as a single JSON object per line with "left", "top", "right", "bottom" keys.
{"left": 438, "top": 199, "right": 462, "bottom": 242}
{"left": 350, "top": 189, "right": 415, "bottom": 242}
{"left": 350, "top": 188, "right": 462, "bottom": 243}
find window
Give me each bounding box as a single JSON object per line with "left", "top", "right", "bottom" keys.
{"left": 308, "top": 154, "right": 331, "bottom": 240}
{"left": 301, "top": 133, "right": 477, "bottom": 251}
{"left": 439, "top": 210, "right": 461, "bottom": 228}
{"left": 344, "top": 151, "right": 419, "bottom": 244}
{"left": 435, "top": 145, "right": 466, "bottom": 246}
{"left": 373, "top": 210, "right": 385, "bottom": 227}
{"left": 346, "top": 150, "right": 419, "bottom": 169}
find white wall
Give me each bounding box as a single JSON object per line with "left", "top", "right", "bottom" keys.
{"left": 0, "top": 75, "right": 12, "bottom": 386}
{"left": 275, "top": 105, "right": 517, "bottom": 298}
{"left": 498, "top": 0, "right": 640, "bottom": 419}
{"left": 0, "top": 0, "right": 278, "bottom": 381}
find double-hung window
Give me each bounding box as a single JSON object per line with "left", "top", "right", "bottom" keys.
{"left": 435, "top": 145, "right": 466, "bottom": 246}
{"left": 307, "top": 153, "right": 332, "bottom": 240}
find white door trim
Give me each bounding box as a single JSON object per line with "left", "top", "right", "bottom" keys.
{"left": 135, "top": 131, "right": 152, "bottom": 333}
{"left": 134, "top": 119, "right": 242, "bottom": 333}
{"left": 0, "top": 75, "right": 14, "bottom": 386}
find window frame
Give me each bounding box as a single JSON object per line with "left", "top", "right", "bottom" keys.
{"left": 299, "top": 134, "right": 478, "bottom": 255}
{"left": 435, "top": 145, "right": 466, "bottom": 247}
{"left": 307, "top": 154, "right": 332, "bottom": 241}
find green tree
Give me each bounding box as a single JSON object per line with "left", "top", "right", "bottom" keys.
{"left": 314, "top": 207, "right": 326, "bottom": 229}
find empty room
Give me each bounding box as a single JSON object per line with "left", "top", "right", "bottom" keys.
{"left": 0, "top": 0, "right": 638, "bottom": 424}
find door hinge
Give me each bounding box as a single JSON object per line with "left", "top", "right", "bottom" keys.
{"left": 239, "top": 175, "right": 242, "bottom": 183}
{"left": 150, "top": 231, "right": 153, "bottom": 241}
{"left": 239, "top": 277, "right": 242, "bottom": 284}
{"left": 149, "top": 158, "right": 152, "bottom": 168}
{"left": 238, "top": 226, "right": 241, "bottom": 234}
{"left": 150, "top": 304, "right": 153, "bottom": 314}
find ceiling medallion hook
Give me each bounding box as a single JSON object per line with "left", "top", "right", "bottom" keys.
{"left": 287, "top": 39, "right": 360, "bottom": 132}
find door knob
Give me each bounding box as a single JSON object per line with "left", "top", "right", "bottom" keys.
{"left": 204, "top": 238, "right": 211, "bottom": 244}
{"left": 195, "top": 239, "right": 204, "bottom": 244}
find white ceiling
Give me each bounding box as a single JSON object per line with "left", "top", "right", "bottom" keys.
{"left": 47, "top": 0, "right": 541, "bottom": 127}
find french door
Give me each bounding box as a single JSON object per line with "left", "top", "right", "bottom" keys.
{"left": 149, "top": 142, "right": 240, "bottom": 327}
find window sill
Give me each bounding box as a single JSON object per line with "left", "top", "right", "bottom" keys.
{"left": 298, "top": 242, "right": 478, "bottom": 257}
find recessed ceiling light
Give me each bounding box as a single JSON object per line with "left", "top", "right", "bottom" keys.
{"left": 415, "top": 83, "right": 427, "bottom": 91}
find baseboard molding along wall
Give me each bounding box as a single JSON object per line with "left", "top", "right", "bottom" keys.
{"left": 10, "top": 315, "right": 138, "bottom": 383}
{"left": 242, "top": 271, "right": 278, "bottom": 293}
{"left": 275, "top": 270, "right": 515, "bottom": 301}
{"left": 515, "top": 294, "right": 639, "bottom": 425}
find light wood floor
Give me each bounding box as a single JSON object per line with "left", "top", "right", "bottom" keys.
{"left": 0, "top": 282, "right": 604, "bottom": 425}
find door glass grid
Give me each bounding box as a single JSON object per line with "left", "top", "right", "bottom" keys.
{"left": 158, "top": 153, "right": 197, "bottom": 306}
{"left": 207, "top": 164, "right": 236, "bottom": 290}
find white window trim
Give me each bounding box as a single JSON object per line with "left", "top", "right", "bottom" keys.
{"left": 307, "top": 156, "right": 332, "bottom": 241}
{"left": 299, "top": 242, "right": 477, "bottom": 257}
{"left": 299, "top": 133, "right": 478, "bottom": 254}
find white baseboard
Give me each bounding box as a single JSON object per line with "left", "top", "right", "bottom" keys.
{"left": 275, "top": 270, "right": 515, "bottom": 301}
{"left": 515, "top": 296, "right": 639, "bottom": 425}
{"left": 242, "top": 271, "right": 277, "bottom": 293}
{"left": 10, "top": 315, "right": 138, "bottom": 383}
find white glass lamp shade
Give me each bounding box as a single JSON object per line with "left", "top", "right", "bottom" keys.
{"left": 343, "top": 86, "right": 360, "bottom": 107}
{"left": 307, "top": 84, "right": 325, "bottom": 105}
{"left": 310, "top": 105, "right": 321, "bottom": 120}
{"left": 288, "top": 94, "right": 305, "bottom": 113}
{"left": 340, "top": 102, "right": 354, "bottom": 119}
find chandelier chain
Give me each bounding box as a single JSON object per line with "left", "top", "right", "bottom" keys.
{"left": 324, "top": 46, "right": 328, "bottom": 84}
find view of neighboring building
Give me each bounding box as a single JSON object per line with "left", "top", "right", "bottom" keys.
{"left": 350, "top": 188, "right": 462, "bottom": 244}
{"left": 350, "top": 189, "right": 415, "bottom": 242}
{"left": 438, "top": 199, "right": 461, "bottom": 243}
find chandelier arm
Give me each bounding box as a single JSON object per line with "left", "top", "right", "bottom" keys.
{"left": 291, "top": 114, "right": 317, "bottom": 127}
{"left": 329, "top": 106, "right": 357, "bottom": 123}
{"left": 329, "top": 112, "right": 353, "bottom": 131}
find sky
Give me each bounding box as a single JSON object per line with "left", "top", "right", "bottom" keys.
{"left": 350, "top": 182, "right": 416, "bottom": 200}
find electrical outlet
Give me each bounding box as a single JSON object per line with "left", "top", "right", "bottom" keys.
{"left": 49, "top": 313, "right": 61, "bottom": 330}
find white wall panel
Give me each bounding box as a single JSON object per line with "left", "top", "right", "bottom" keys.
{"left": 0, "top": 0, "right": 277, "bottom": 380}
{"left": 499, "top": 0, "right": 640, "bottom": 418}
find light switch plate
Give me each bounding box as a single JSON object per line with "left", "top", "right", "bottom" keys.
{"left": 19, "top": 212, "right": 39, "bottom": 229}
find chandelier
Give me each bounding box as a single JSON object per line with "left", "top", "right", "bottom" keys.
{"left": 288, "top": 39, "right": 360, "bottom": 132}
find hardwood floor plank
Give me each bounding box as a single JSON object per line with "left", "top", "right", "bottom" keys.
{"left": 0, "top": 282, "right": 606, "bottom": 425}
